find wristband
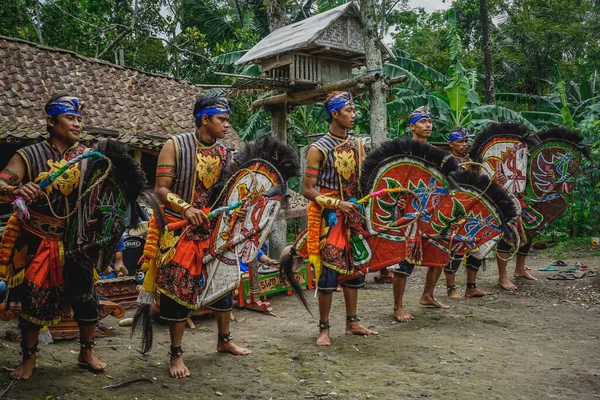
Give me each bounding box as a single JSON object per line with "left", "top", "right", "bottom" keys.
{"left": 315, "top": 195, "right": 340, "bottom": 208}
{"left": 0, "top": 186, "right": 15, "bottom": 203}
{"left": 166, "top": 192, "right": 192, "bottom": 214}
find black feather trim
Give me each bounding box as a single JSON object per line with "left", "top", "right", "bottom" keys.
{"left": 139, "top": 192, "right": 166, "bottom": 232}
{"left": 279, "top": 246, "right": 313, "bottom": 317}
{"left": 448, "top": 170, "right": 519, "bottom": 223}
{"left": 469, "top": 121, "right": 536, "bottom": 162}
{"left": 94, "top": 139, "right": 149, "bottom": 228}
{"left": 532, "top": 127, "right": 591, "bottom": 159}
{"left": 225, "top": 136, "right": 300, "bottom": 182}
{"left": 361, "top": 139, "right": 459, "bottom": 192}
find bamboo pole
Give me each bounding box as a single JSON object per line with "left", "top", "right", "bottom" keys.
{"left": 195, "top": 84, "right": 234, "bottom": 88}
{"left": 250, "top": 71, "right": 382, "bottom": 110}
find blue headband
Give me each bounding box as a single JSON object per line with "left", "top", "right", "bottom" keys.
{"left": 448, "top": 128, "right": 471, "bottom": 142}
{"left": 326, "top": 92, "right": 353, "bottom": 115}
{"left": 46, "top": 96, "right": 83, "bottom": 117}
{"left": 408, "top": 105, "right": 432, "bottom": 125}
{"left": 409, "top": 113, "right": 432, "bottom": 125}
{"left": 194, "top": 98, "right": 231, "bottom": 119}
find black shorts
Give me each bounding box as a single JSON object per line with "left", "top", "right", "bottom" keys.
{"left": 18, "top": 289, "right": 100, "bottom": 331}
{"left": 159, "top": 292, "right": 233, "bottom": 323}
{"left": 317, "top": 266, "right": 365, "bottom": 293}
{"left": 444, "top": 255, "right": 482, "bottom": 274}
{"left": 497, "top": 239, "right": 531, "bottom": 256}
{"left": 390, "top": 260, "right": 415, "bottom": 277}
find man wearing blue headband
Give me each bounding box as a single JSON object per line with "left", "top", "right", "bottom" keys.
{"left": 138, "top": 94, "right": 250, "bottom": 379}
{"left": 0, "top": 93, "right": 107, "bottom": 379}
{"left": 387, "top": 106, "right": 451, "bottom": 323}
{"left": 302, "top": 91, "right": 378, "bottom": 346}
{"left": 442, "top": 128, "right": 492, "bottom": 299}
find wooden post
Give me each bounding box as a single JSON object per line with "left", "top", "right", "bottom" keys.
{"left": 360, "top": 0, "right": 388, "bottom": 148}
{"left": 265, "top": 0, "right": 288, "bottom": 271}
{"left": 269, "top": 103, "right": 288, "bottom": 264}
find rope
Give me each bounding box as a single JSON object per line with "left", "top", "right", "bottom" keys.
{"left": 41, "top": 156, "right": 113, "bottom": 220}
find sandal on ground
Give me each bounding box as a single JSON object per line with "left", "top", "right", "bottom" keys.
{"left": 547, "top": 274, "right": 575, "bottom": 280}
{"left": 575, "top": 262, "right": 589, "bottom": 271}
{"left": 538, "top": 266, "right": 560, "bottom": 271}
{"left": 550, "top": 260, "right": 568, "bottom": 266}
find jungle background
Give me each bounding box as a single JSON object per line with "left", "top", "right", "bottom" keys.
{"left": 1, "top": 0, "right": 599, "bottom": 245}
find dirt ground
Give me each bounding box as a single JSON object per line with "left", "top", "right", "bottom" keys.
{"left": 1, "top": 253, "right": 599, "bottom": 400}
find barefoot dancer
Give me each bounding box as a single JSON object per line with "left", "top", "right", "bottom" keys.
{"left": 0, "top": 94, "right": 106, "bottom": 380}
{"left": 142, "top": 95, "right": 250, "bottom": 379}
{"left": 442, "top": 128, "right": 491, "bottom": 298}
{"left": 303, "top": 91, "right": 378, "bottom": 346}
{"left": 389, "top": 106, "right": 449, "bottom": 322}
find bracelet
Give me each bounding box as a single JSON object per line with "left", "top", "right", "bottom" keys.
{"left": 315, "top": 195, "right": 340, "bottom": 208}
{"left": 0, "top": 186, "right": 15, "bottom": 203}
{"left": 166, "top": 192, "right": 192, "bottom": 214}
{"left": 156, "top": 164, "right": 176, "bottom": 178}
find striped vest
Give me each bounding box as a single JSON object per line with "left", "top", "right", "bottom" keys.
{"left": 311, "top": 133, "right": 361, "bottom": 200}
{"left": 17, "top": 141, "right": 87, "bottom": 216}
{"left": 171, "top": 132, "right": 229, "bottom": 209}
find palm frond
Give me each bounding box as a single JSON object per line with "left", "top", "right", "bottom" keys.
{"left": 495, "top": 93, "right": 561, "bottom": 112}
{"left": 383, "top": 63, "right": 426, "bottom": 93}
{"left": 472, "top": 105, "right": 538, "bottom": 131}
{"left": 388, "top": 57, "right": 447, "bottom": 85}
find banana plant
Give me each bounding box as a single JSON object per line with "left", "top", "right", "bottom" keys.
{"left": 496, "top": 68, "right": 600, "bottom": 130}
{"left": 384, "top": 8, "right": 534, "bottom": 138}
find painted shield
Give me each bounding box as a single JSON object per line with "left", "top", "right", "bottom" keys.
{"left": 422, "top": 183, "right": 506, "bottom": 265}
{"left": 197, "top": 160, "right": 284, "bottom": 309}
{"left": 360, "top": 157, "right": 451, "bottom": 270}
{"left": 65, "top": 140, "right": 145, "bottom": 299}
{"left": 522, "top": 137, "right": 583, "bottom": 239}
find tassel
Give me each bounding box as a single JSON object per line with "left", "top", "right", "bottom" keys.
{"left": 131, "top": 303, "right": 153, "bottom": 354}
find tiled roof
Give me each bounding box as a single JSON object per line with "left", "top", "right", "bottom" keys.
{"left": 0, "top": 35, "right": 243, "bottom": 151}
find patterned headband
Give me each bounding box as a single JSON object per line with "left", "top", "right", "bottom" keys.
{"left": 326, "top": 92, "right": 353, "bottom": 115}
{"left": 408, "top": 105, "right": 432, "bottom": 125}
{"left": 46, "top": 96, "right": 84, "bottom": 117}
{"left": 194, "top": 97, "right": 231, "bottom": 119}
{"left": 448, "top": 128, "right": 472, "bottom": 142}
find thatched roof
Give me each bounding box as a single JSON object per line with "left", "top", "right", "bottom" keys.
{"left": 236, "top": 3, "right": 393, "bottom": 66}
{"left": 0, "top": 35, "right": 243, "bottom": 151}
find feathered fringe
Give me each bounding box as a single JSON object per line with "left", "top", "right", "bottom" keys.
{"left": 137, "top": 289, "right": 155, "bottom": 305}
{"left": 0, "top": 212, "right": 21, "bottom": 280}
{"left": 131, "top": 303, "right": 153, "bottom": 354}
{"left": 469, "top": 121, "right": 537, "bottom": 162}
{"left": 532, "top": 127, "right": 591, "bottom": 159}
{"left": 279, "top": 246, "right": 312, "bottom": 316}
{"left": 361, "top": 139, "right": 459, "bottom": 192}
{"left": 225, "top": 136, "right": 300, "bottom": 182}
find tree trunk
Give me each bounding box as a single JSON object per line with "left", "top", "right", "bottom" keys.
{"left": 360, "top": 0, "right": 387, "bottom": 147}
{"left": 264, "top": 0, "right": 288, "bottom": 260}
{"left": 265, "top": 0, "right": 287, "bottom": 143}
{"left": 480, "top": 0, "right": 495, "bottom": 105}
{"left": 265, "top": 0, "right": 286, "bottom": 31}
{"left": 34, "top": 0, "right": 43, "bottom": 44}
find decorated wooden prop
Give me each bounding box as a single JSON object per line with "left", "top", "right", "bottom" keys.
{"left": 293, "top": 140, "right": 460, "bottom": 278}
{"left": 469, "top": 121, "right": 538, "bottom": 195}
{"left": 521, "top": 128, "right": 590, "bottom": 240}
{"left": 420, "top": 170, "right": 519, "bottom": 265}
{"left": 64, "top": 139, "right": 162, "bottom": 301}
{"left": 357, "top": 139, "right": 460, "bottom": 270}
{"left": 198, "top": 137, "right": 299, "bottom": 309}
